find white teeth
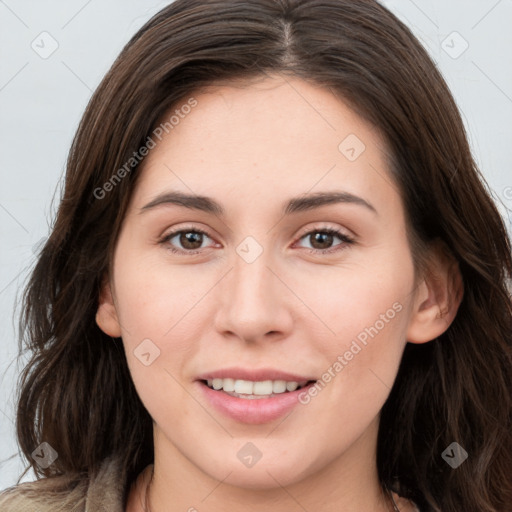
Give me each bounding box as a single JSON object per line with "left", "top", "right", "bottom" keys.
{"left": 273, "top": 380, "right": 287, "bottom": 393}
{"left": 253, "top": 380, "right": 273, "bottom": 395}
{"left": 222, "top": 378, "right": 235, "bottom": 392}
{"left": 205, "top": 378, "right": 310, "bottom": 395}
{"left": 234, "top": 379, "right": 254, "bottom": 394}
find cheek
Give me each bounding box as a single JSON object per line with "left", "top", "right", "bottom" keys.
{"left": 290, "top": 257, "right": 413, "bottom": 353}
{"left": 112, "top": 255, "right": 203, "bottom": 415}
{"left": 288, "top": 247, "right": 414, "bottom": 414}
{"left": 112, "top": 252, "right": 208, "bottom": 346}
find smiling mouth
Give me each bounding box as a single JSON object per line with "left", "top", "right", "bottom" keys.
{"left": 201, "top": 378, "right": 317, "bottom": 399}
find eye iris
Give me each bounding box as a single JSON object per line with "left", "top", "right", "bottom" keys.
{"left": 180, "top": 231, "right": 203, "bottom": 250}
{"left": 311, "top": 232, "right": 333, "bottom": 250}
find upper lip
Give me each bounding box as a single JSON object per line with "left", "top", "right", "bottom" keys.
{"left": 196, "top": 367, "right": 317, "bottom": 383}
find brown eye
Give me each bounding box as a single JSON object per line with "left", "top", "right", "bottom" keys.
{"left": 309, "top": 232, "right": 335, "bottom": 250}
{"left": 160, "top": 228, "right": 214, "bottom": 254}
{"left": 296, "top": 228, "right": 355, "bottom": 254}
{"left": 178, "top": 231, "right": 204, "bottom": 250}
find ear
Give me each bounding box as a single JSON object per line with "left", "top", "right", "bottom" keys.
{"left": 406, "top": 239, "right": 464, "bottom": 344}
{"left": 95, "top": 274, "right": 122, "bottom": 338}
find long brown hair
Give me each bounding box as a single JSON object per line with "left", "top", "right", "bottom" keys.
{"left": 6, "top": 1, "right": 512, "bottom": 510}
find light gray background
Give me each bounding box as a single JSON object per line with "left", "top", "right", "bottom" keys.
{"left": 1, "top": 0, "right": 511, "bottom": 488}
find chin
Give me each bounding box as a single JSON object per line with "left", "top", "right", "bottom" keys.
{"left": 198, "top": 452, "right": 315, "bottom": 491}
{"left": 221, "top": 466, "right": 305, "bottom": 491}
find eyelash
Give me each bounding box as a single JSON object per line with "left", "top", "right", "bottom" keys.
{"left": 158, "top": 225, "right": 355, "bottom": 256}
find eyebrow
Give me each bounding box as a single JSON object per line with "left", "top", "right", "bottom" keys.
{"left": 140, "top": 190, "right": 378, "bottom": 216}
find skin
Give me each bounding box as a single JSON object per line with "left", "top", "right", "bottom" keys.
{"left": 96, "top": 74, "right": 463, "bottom": 512}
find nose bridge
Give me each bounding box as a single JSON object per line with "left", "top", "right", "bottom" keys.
{"left": 234, "top": 247, "right": 273, "bottom": 304}
{"left": 213, "top": 242, "right": 292, "bottom": 342}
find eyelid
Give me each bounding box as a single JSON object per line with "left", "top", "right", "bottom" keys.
{"left": 294, "top": 222, "right": 354, "bottom": 241}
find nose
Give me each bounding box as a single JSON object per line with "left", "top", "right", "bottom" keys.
{"left": 213, "top": 249, "right": 294, "bottom": 344}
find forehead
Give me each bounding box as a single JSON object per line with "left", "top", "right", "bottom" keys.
{"left": 132, "top": 76, "right": 400, "bottom": 219}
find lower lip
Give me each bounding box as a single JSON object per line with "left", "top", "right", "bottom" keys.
{"left": 197, "top": 381, "right": 316, "bottom": 424}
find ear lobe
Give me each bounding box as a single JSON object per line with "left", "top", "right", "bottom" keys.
{"left": 95, "top": 274, "right": 122, "bottom": 338}
{"left": 406, "top": 240, "right": 464, "bottom": 344}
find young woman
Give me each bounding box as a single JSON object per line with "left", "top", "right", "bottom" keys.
{"left": 1, "top": 1, "right": 511, "bottom": 511}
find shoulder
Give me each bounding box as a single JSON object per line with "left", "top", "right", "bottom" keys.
{"left": 0, "top": 471, "right": 87, "bottom": 512}
{"left": 0, "top": 454, "right": 127, "bottom": 512}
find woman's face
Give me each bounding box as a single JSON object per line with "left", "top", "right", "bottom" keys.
{"left": 100, "top": 75, "right": 429, "bottom": 490}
